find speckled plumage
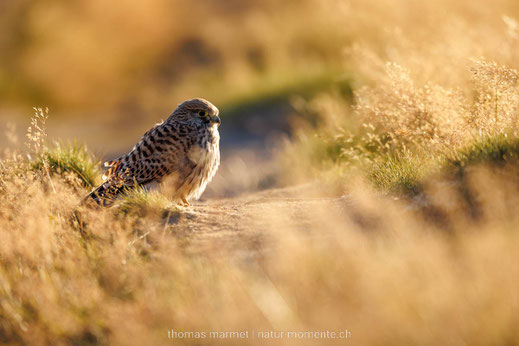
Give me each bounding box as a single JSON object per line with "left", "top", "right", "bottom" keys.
{"left": 88, "top": 98, "right": 220, "bottom": 206}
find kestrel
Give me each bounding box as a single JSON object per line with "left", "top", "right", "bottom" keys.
{"left": 88, "top": 98, "right": 221, "bottom": 206}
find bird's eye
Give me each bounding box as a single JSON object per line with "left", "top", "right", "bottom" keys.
{"left": 198, "top": 110, "right": 208, "bottom": 117}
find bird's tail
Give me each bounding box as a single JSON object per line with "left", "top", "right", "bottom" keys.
{"left": 85, "top": 180, "right": 127, "bottom": 207}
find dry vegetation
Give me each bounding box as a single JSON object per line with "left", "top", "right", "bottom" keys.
{"left": 2, "top": 0, "right": 519, "bottom": 345}
{"left": 285, "top": 0, "right": 519, "bottom": 193}
{"left": 3, "top": 112, "right": 519, "bottom": 345}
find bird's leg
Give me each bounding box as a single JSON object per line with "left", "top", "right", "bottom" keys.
{"left": 181, "top": 197, "right": 190, "bottom": 206}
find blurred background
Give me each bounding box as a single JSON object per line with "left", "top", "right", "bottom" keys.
{"left": 0, "top": 0, "right": 354, "bottom": 196}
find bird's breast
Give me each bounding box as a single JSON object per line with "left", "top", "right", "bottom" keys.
{"left": 188, "top": 141, "right": 219, "bottom": 167}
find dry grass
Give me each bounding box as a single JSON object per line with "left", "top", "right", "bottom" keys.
{"left": 2, "top": 124, "right": 519, "bottom": 344}
{"left": 284, "top": 0, "right": 519, "bottom": 193}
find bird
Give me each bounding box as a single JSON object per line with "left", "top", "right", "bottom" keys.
{"left": 87, "top": 98, "right": 221, "bottom": 207}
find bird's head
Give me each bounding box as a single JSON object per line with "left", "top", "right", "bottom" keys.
{"left": 171, "top": 98, "right": 221, "bottom": 127}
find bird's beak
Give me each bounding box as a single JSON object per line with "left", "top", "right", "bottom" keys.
{"left": 211, "top": 115, "right": 221, "bottom": 126}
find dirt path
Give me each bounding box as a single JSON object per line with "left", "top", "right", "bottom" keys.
{"left": 167, "top": 184, "right": 352, "bottom": 257}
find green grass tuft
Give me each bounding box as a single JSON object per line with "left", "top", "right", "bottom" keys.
{"left": 446, "top": 134, "right": 519, "bottom": 169}
{"left": 368, "top": 134, "right": 519, "bottom": 196}
{"left": 118, "top": 187, "right": 180, "bottom": 217}
{"left": 369, "top": 154, "right": 431, "bottom": 195}
{"left": 31, "top": 142, "right": 102, "bottom": 188}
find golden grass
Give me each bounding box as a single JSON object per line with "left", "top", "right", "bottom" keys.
{"left": 284, "top": 0, "right": 519, "bottom": 191}
{"left": 2, "top": 140, "right": 519, "bottom": 344}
